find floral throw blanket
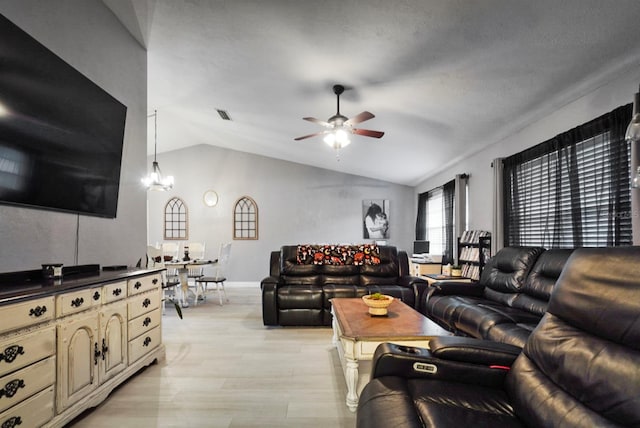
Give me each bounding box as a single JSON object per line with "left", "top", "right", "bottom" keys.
{"left": 296, "top": 244, "right": 381, "bottom": 265}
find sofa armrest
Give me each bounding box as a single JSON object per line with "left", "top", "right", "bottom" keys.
{"left": 370, "top": 340, "right": 516, "bottom": 388}
{"left": 261, "top": 276, "right": 281, "bottom": 325}
{"left": 429, "top": 336, "right": 520, "bottom": 367}
{"left": 429, "top": 280, "right": 485, "bottom": 297}
{"left": 397, "top": 274, "right": 426, "bottom": 288}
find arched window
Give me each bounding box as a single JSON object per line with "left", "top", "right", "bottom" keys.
{"left": 233, "top": 196, "right": 258, "bottom": 240}
{"left": 164, "top": 197, "right": 188, "bottom": 240}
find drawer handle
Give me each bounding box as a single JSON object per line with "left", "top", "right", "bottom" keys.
{"left": 143, "top": 337, "right": 152, "bottom": 347}
{"left": 113, "top": 288, "right": 122, "bottom": 296}
{"left": 0, "top": 345, "right": 24, "bottom": 364}
{"left": 142, "top": 298, "right": 151, "bottom": 308}
{"left": 143, "top": 317, "right": 152, "bottom": 327}
{"left": 134, "top": 281, "right": 142, "bottom": 290}
{"left": 102, "top": 338, "right": 108, "bottom": 361}
{"left": 28, "top": 305, "right": 47, "bottom": 317}
{"left": 93, "top": 291, "right": 101, "bottom": 301}
{"left": 2, "top": 416, "right": 22, "bottom": 428}
{"left": 71, "top": 297, "right": 85, "bottom": 308}
{"left": 0, "top": 379, "right": 25, "bottom": 399}
{"left": 152, "top": 278, "right": 159, "bottom": 285}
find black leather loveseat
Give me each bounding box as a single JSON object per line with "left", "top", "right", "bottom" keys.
{"left": 357, "top": 247, "right": 640, "bottom": 427}
{"left": 421, "top": 246, "right": 574, "bottom": 348}
{"left": 262, "top": 245, "right": 426, "bottom": 326}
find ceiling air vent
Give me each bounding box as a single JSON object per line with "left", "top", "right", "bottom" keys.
{"left": 217, "top": 109, "right": 232, "bottom": 121}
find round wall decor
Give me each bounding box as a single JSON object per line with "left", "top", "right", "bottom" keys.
{"left": 203, "top": 190, "right": 219, "bottom": 207}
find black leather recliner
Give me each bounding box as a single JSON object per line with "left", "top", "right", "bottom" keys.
{"left": 422, "top": 247, "right": 574, "bottom": 348}
{"left": 357, "top": 247, "right": 640, "bottom": 427}
{"left": 262, "top": 245, "right": 425, "bottom": 326}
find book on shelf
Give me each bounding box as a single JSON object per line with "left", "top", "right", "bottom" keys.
{"left": 460, "top": 230, "right": 491, "bottom": 244}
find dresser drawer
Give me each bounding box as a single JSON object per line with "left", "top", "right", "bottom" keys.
{"left": 128, "top": 308, "right": 161, "bottom": 341}
{"left": 127, "top": 290, "right": 160, "bottom": 320}
{"left": 0, "top": 356, "right": 55, "bottom": 413}
{"left": 0, "top": 296, "right": 55, "bottom": 335}
{"left": 0, "top": 326, "right": 55, "bottom": 378}
{"left": 56, "top": 288, "right": 101, "bottom": 317}
{"left": 128, "top": 326, "right": 160, "bottom": 364}
{"left": 0, "top": 385, "right": 54, "bottom": 428}
{"left": 103, "top": 281, "right": 127, "bottom": 303}
{"left": 128, "top": 274, "right": 161, "bottom": 296}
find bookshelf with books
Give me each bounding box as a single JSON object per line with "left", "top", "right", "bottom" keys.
{"left": 458, "top": 230, "right": 491, "bottom": 281}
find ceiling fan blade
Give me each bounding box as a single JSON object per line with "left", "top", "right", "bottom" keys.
{"left": 344, "top": 111, "right": 374, "bottom": 126}
{"left": 303, "top": 117, "right": 332, "bottom": 127}
{"left": 352, "top": 128, "right": 385, "bottom": 138}
{"left": 294, "top": 131, "right": 327, "bottom": 141}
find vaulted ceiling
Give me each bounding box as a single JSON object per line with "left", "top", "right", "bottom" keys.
{"left": 106, "top": 0, "right": 640, "bottom": 185}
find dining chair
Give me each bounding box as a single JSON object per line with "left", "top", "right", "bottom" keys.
{"left": 161, "top": 242, "right": 181, "bottom": 261}
{"left": 148, "top": 245, "right": 180, "bottom": 314}
{"left": 196, "top": 243, "right": 231, "bottom": 305}
{"left": 185, "top": 242, "right": 206, "bottom": 304}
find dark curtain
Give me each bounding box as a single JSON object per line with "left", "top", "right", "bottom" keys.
{"left": 442, "top": 180, "right": 455, "bottom": 264}
{"left": 503, "top": 104, "right": 632, "bottom": 248}
{"left": 415, "top": 191, "right": 428, "bottom": 240}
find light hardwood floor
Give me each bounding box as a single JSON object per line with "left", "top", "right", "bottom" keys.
{"left": 68, "top": 283, "right": 357, "bottom": 427}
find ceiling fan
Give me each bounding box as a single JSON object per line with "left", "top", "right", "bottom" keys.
{"left": 294, "top": 84, "right": 384, "bottom": 148}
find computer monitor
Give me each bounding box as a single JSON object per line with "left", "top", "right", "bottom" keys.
{"left": 413, "top": 241, "right": 430, "bottom": 254}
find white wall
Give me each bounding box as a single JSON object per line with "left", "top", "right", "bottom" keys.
{"left": 415, "top": 66, "right": 640, "bottom": 245}
{"left": 0, "top": 0, "right": 148, "bottom": 272}
{"left": 147, "top": 144, "right": 415, "bottom": 281}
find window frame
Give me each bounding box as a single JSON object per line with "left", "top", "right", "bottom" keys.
{"left": 164, "top": 197, "right": 188, "bottom": 240}
{"left": 233, "top": 196, "right": 258, "bottom": 240}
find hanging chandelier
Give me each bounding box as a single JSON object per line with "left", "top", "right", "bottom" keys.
{"left": 141, "top": 109, "right": 174, "bottom": 191}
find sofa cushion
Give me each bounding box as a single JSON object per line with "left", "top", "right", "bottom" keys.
{"left": 425, "top": 295, "right": 486, "bottom": 332}
{"left": 454, "top": 302, "right": 541, "bottom": 339}
{"left": 322, "top": 284, "right": 367, "bottom": 309}
{"left": 277, "top": 285, "right": 323, "bottom": 309}
{"left": 480, "top": 246, "right": 545, "bottom": 293}
{"left": 485, "top": 322, "right": 536, "bottom": 348}
{"left": 358, "top": 377, "right": 524, "bottom": 428}
{"left": 511, "top": 248, "right": 573, "bottom": 316}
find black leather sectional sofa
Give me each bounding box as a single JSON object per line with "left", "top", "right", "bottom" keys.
{"left": 421, "top": 246, "right": 574, "bottom": 348}
{"left": 261, "top": 245, "right": 426, "bottom": 326}
{"left": 357, "top": 247, "right": 640, "bottom": 427}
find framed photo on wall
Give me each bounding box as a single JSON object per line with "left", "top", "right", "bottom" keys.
{"left": 363, "top": 199, "right": 389, "bottom": 239}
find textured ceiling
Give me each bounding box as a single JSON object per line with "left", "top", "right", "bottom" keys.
{"left": 108, "top": 0, "right": 640, "bottom": 185}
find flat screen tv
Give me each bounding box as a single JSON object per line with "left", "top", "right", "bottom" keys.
{"left": 0, "top": 13, "right": 127, "bottom": 218}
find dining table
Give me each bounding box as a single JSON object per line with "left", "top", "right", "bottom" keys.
{"left": 165, "top": 258, "right": 217, "bottom": 307}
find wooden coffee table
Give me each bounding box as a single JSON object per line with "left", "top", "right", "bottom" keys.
{"left": 330, "top": 297, "right": 451, "bottom": 411}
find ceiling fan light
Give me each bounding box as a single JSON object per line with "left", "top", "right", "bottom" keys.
{"left": 324, "top": 132, "right": 336, "bottom": 146}
{"left": 323, "top": 129, "right": 351, "bottom": 149}
{"left": 335, "top": 129, "right": 350, "bottom": 144}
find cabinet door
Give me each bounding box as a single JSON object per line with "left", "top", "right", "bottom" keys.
{"left": 56, "top": 314, "right": 99, "bottom": 412}
{"left": 99, "top": 302, "right": 128, "bottom": 384}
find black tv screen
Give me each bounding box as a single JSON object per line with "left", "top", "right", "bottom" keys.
{"left": 0, "top": 14, "right": 127, "bottom": 218}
